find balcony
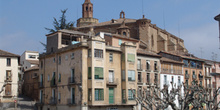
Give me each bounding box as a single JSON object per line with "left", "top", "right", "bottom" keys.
{"left": 205, "top": 73, "right": 211, "bottom": 78}
{"left": 198, "top": 74, "right": 203, "bottom": 80}
{"left": 106, "top": 78, "right": 118, "bottom": 86}
{"left": 154, "top": 79, "right": 158, "bottom": 85}
{"left": 207, "top": 84, "right": 212, "bottom": 89}
{"left": 39, "top": 82, "right": 44, "bottom": 89}
{"left": 67, "top": 98, "right": 76, "bottom": 106}
{"left": 192, "top": 75, "right": 197, "bottom": 79}
{"left": 50, "top": 79, "right": 56, "bottom": 87}
{"left": 137, "top": 78, "right": 143, "bottom": 85}
{"left": 185, "top": 74, "right": 189, "bottom": 79}
{"left": 4, "top": 76, "right": 12, "bottom": 82}
{"left": 137, "top": 64, "right": 143, "bottom": 71}
{"left": 68, "top": 77, "right": 81, "bottom": 85}
{"left": 154, "top": 66, "right": 159, "bottom": 72}
{"left": 49, "top": 97, "right": 57, "bottom": 105}
{"left": 36, "top": 97, "right": 44, "bottom": 106}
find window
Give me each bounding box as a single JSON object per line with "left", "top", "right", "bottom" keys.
{"left": 47, "top": 75, "right": 50, "bottom": 81}
{"left": 71, "top": 88, "right": 75, "bottom": 104}
{"left": 58, "top": 73, "right": 61, "bottom": 82}
{"left": 88, "top": 89, "right": 92, "bottom": 101}
{"left": 109, "top": 53, "right": 113, "bottom": 62}
{"left": 6, "top": 70, "right": 12, "bottom": 81}
{"left": 6, "top": 58, "right": 11, "bottom": 66}
{"left": 122, "top": 89, "right": 126, "bottom": 103}
{"left": 53, "top": 58, "right": 55, "bottom": 63}
{"left": 171, "top": 76, "right": 174, "bottom": 83}
{"left": 155, "top": 73, "right": 158, "bottom": 82}
{"left": 123, "top": 32, "right": 126, "bottom": 36}
{"left": 94, "top": 49, "right": 103, "bottom": 58}
{"left": 137, "top": 59, "right": 141, "bottom": 69}
{"left": 59, "top": 56, "right": 61, "bottom": 64}
{"left": 65, "top": 55, "right": 68, "bottom": 60}
{"left": 183, "top": 60, "right": 188, "bottom": 67}
{"left": 164, "top": 75, "right": 167, "bottom": 85}
{"left": 192, "top": 71, "right": 196, "bottom": 79}
{"left": 146, "top": 60, "right": 150, "bottom": 70}
{"left": 71, "top": 69, "right": 75, "bottom": 83}
{"left": 58, "top": 92, "right": 61, "bottom": 102}
{"left": 186, "top": 80, "right": 188, "bottom": 86}
{"left": 95, "top": 67, "right": 103, "bottom": 79}
{"left": 95, "top": 89, "right": 104, "bottom": 100}
{"left": 71, "top": 53, "right": 74, "bottom": 59}
{"left": 178, "top": 76, "right": 181, "bottom": 86}
{"left": 190, "top": 61, "right": 196, "bottom": 68}
{"left": 128, "top": 89, "right": 135, "bottom": 100}
{"left": 88, "top": 67, "right": 91, "bottom": 79}
{"left": 147, "top": 73, "right": 150, "bottom": 83}
{"left": 41, "top": 61, "right": 43, "bottom": 69}
{"left": 197, "top": 62, "right": 202, "bottom": 69}
{"left": 29, "top": 55, "right": 36, "bottom": 59}
{"left": 88, "top": 49, "right": 91, "bottom": 57}
{"left": 127, "top": 53, "right": 135, "bottom": 62}
{"left": 138, "top": 72, "right": 141, "bottom": 82}
{"left": 128, "top": 70, "right": 135, "bottom": 81}
{"left": 119, "top": 39, "right": 122, "bottom": 45}
{"left": 39, "top": 90, "right": 43, "bottom": 103}
{"left": 154, "top": 61, "right": 158, "bottom": 71}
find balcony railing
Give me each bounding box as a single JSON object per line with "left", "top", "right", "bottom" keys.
{"left": 68, "top": 77, "right": 81, "bottom": 85}
{"left": 154, "top": 66, "right": 159, "bottom": 72}
{"left": 50, "top": 79, "right": 56, "bottom": 87}
{"left": 39, "top": 82, "right": 44, "bottom": 88}
{"left": 4, "top": 76, "right": 12, "bottom": 82}
{"left": 4, "top": 92, "right": 12, "bottom": 96}
{"left": 198, "top": 74, "right": 203, "bottom": 80}
{"left": 192, "top": 75, "right": 197, "bottom": 79}
{"left": 161, "top": 69, "right": 182, "bottom": 74}
{"left": 106, "top": 78, "right": 118, "bottom": 86}
{"left": 137, "top": 78, "right": 144, "bottom": 85}
{"left": 67, "top": 98, "right": 75, "bottom": 105}
{"left": 137, "top": 64, "right": 143, "bottom": 70}
{"left": 49, "top": 97, "right": 57, "bottom": 105}
{"left": 185, "top": 74, "right": 189, "bottom": 79}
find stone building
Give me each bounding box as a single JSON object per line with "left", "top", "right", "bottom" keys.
{"left": 0, "top": 49, "right": 19, "bottom": 102}
{"left": 37, "top": 29, "right": 138, "bottom": 110}
{"left": 23, "top": 66, "right": 39, "bottom": 101}
{"left": 76, "top": 0, "right": 187, "bottom": 54}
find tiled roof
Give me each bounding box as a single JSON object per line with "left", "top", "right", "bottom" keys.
{"left": 25, "top": 66, "right": 39, "bottom": 72}
{"left": 0, "top": 49, "right": 19, "bottom": 57}
{"left": 27, "top": 60, "right": 39, "bottom": 65}
{"left": 77, "top": 18, "right": 137, "bottom": 28}
{"left": 137, "top": 49, "right": 161, "bottom": 57}
{"left": 160, "top": 57, "right": 183, "bottom": 64}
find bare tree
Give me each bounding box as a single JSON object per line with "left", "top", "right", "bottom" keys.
{"left": 133, "top": 81, "right": 220, "bottom": 110}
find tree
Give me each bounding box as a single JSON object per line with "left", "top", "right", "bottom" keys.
{"left": 45, "top": 9, "right": 74, "bottom": 33}
{"left": 133, "top": 81, "right": 220, "bottom": 110}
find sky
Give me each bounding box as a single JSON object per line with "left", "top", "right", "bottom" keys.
{"left": 0, "top": 0, "right": 220, "bottom": 61}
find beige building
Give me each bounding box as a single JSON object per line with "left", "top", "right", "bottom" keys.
{"left": 0, "top": 49, "right": 19, "bottom": 102}
{"left": 37, "top": 29, "right": 138, "bottom": 110}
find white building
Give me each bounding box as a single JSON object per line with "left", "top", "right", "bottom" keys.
{"left": 0, "top": 49, "right": 19, "bottom": 102}
{"left": 20, "top": 50, "right": 39, "bottom": 70}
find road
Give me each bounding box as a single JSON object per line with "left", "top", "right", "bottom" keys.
{"left": 0, "top": 95, "right": 37, "bottom": 110}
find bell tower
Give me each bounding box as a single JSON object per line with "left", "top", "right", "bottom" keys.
{"left": 82, "top": 0, "right": 93, "bottom": 18}
{"left": 77, "top": 0, "right": 99, "bottom": 27}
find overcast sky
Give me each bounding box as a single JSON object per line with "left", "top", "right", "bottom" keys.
{"left": 0, "top": 0, "right": 220, "bottom": 61}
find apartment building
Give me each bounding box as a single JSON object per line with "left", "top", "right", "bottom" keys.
{"left": 159, "top": 51, "right": 184, "bottom": 109}
{"left": 204, "top": 61, "right": 213, "bottom": 99}
{"left": 0, "top": 49, "right": 19, "bottom": 102}
{"left": 23, "top": 66, "right": 39, "bottom": 101}
{"left": 210, "top": 61, "right": 220, "bottom": 108}
{"left": 37, "top": 29, "right": 138, "bottom": 110}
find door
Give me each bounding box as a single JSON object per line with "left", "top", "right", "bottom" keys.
{"left": 109, "top": 88, "right": 114, "bottom": 104}
{"left": 5, "top": 84, "right": 11, "bottom": 96}
{"left": 109, "top": 70, "right": 114, "bottom": 83}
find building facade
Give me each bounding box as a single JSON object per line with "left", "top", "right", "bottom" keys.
{"left": 23, "top": 66, "right": 39, "bottom": 101}
{"left": 0, "top": 49, "right": 19, "bottom": 102}
{"left": 37, "top": 30, "right": 138, "bottom": 110}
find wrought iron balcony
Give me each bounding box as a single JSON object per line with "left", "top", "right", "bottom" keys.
{"left": 68, "top": 77, "right": 81, "bottom": 85}
{"left": 185, "top": 74, "right": 189, "bottom": 79}
{"left": 4, "top": 76, "right": 12, "bottom": 82}
{"left": 106, "top": 78, "right": 118, "bottom": 86}
{"left": 192, "top": 75, "right": 197, "bottom": 79}
{"left": 50, "top": 79, "right": 56, "bottom": 87}
{"left": 67, "top": 98, "right": 76, "bottom": 105}
{"left": 198, "top": 74, "right": 203, "bottom": 80}
{"left": 137, "top": 78, "right": 144, "bottom": 85}
{"left": 49, "top": 97, "right": 57, "bottom": 105}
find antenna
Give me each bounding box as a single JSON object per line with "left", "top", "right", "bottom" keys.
{"left": 199, "top": 47, "right": 204, "bottom": 58}
{"left": 163, "top": 10, "right": 166, "bottom": 30}
{"left": 142, "top": 0, "right": 144, "bottom": 16}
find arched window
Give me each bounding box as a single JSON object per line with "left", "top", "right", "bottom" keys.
{"left": 86, "top": 6, "right": 88, "bottom": 11}
{"left": 123, "top": 32, "right": 126, "bottom": 36}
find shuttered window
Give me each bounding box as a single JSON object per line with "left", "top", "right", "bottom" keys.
{"left": 95, "top": 89, "right": 104, "bottom": 100}
{"left": 95, "top": 67, "right": 103, "bottom": 79}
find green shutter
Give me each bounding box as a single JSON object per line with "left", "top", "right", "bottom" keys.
{"left": 88, "top": 67, "right": 91, "bottom": 79}
{"left": 127, "top": 54, "right": 135, "bottom": 62}
{"left": 95, "top": 67, "right": 103, "bottom": 79}
{"left": 109, "top": 88, "right": 114, "bottom": 104}
{"left": 101, "top": 89, "right": 104, "bottom": 100}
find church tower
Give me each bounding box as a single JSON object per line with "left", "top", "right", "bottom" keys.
{"left": 77, "top": 0, "right": 99, "bottom": 27}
